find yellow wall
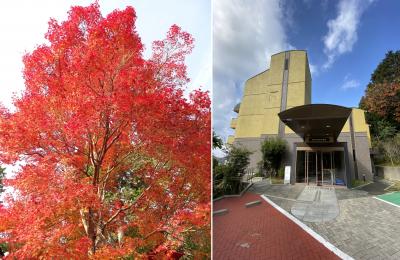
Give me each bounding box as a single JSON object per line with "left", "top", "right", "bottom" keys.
{"left": 268, "top": 53, "right": 285, "bottom": 85}
{"left": 288, "top": 51, "right": 306, "bottom": 83}
{"left": 305, "top": 57, "right": 312, "bottom": 104}
{"left": 342, "top": 119, "right": 350, "bottom": 132}
{"left": 229, "top": 50, "right": 371, "bottom": 148}
{"left": 231, "top": 50, "right": 311, "bottom": 139}
{"left": 230, "top": 118, "right": 237, "bottom": 129}
{"left": 340, "top": 108, "right": 371, "bottom": 146}
{"left": 227, "top": 135, "right": 234, "bottom": 145}
{"left": 352, "top": 108, "right": 369, "bottom": 133}
{"left": 234, "top": 67, "right": 281, "bottom": 138}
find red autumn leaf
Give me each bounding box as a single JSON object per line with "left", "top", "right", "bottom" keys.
{"left": 0, "top": 3, "right": 210, "bottom": 258}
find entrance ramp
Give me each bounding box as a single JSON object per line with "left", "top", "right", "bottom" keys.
{"left": 291, "top": 186, "right": 339, "bottom": 222}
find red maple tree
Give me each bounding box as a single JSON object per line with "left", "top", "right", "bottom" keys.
{"left": 363, "top": 82, "right": 400, "bottom": 123}
{"left": 0, "top": 3, "right": 210, "bottom": 258}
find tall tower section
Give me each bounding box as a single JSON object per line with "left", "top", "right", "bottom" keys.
{"left": 228, "top": 50, "right": 312, "bottom": 144}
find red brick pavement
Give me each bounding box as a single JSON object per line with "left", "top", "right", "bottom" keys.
{"left": 213, "top": 193, "right": 340, "bottom": 260}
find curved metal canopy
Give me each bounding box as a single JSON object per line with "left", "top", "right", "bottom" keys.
{"left": 278, "top": 104, "right": 352, "bottom": 142}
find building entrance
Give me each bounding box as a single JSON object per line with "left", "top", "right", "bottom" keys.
{"left": 296, "top": 148, "right": 346, "bottom": 186}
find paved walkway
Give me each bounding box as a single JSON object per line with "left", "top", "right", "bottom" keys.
{"left": 213, "top": 192, "right": 340, "bottom": 260}
{"left": 252, "top": 181, "right": 400, "bottom": 259}
{"left": 291, "top": 186, "right": 339, "bottom": 222}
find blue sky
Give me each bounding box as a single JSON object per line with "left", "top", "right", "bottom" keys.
{"left": 0, "top": 0, "right": 211, "bottom": 109}
{"left": 213, "top": 0, "right": 400, "bottom": 155}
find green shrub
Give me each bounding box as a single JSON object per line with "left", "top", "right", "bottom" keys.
{"left": 212, "top": 156, "right": 219, "bottom": 169}
{"left": 213, "top": 146, "right": 251, "bottom": 197}
{"left": 213, "top": 164, "right": 241, "bottom": 195}
{"left": 277, "top": 167, "right": 285, "bottom": 178}
{"left": 375, "top": 133, "right": 400, "bottom": 166}
{"left": 261, "top": 137, "right": 287, "bottom": 176}
{"left": 226, "top": 146, "right": 252, "bottom": 175}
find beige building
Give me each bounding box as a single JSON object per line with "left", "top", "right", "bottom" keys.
{"left": 228, "top": 50, "right": 373, "bottom": 187}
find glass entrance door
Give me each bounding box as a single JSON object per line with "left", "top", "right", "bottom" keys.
{"left": 307, "top": 151, "right": 317, "bottom": 184}
{"left": 321, "top": 152, "right": 334, "bottom": 185}
{"left": 296, "top": 148, "right": 346, "bottom": 186}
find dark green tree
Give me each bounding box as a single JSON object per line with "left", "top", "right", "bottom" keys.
{"left": 213, "top": 146, "right": 251, "bottom": 196}
{"left": 261, "top": 137, "right": 287, "bottom": 176}
{"left": 360, "top": 50, "right": 400, "bottom": 142}
{"left": 212, "top": 131, "right": 223, "bottom": 149}
{"left": 370, "top": 50, "right": 400, "bottom": 84}
{"left": 212, "top": 131, "right": 224, "bottom": 170}
{"left": 226, "top": 146, "right": 251, "bottom": 175}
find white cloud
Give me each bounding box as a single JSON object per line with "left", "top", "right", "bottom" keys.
{"left": 190, "top": 51, "right": 212, "bottom": 94}
{"left": 213, "top": 0, "right": 290, "bottom": 142}
{"left": 341, "top": 75, "right": 360, "bottom": 89}
{"left": 322, "top": 0, "right": 375, "bottom": 69}
{"left": 309, "top": 63, "right": 318, "bottom": 77}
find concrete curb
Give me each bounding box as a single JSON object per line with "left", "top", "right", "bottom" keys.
{"left": 384, "top": 182, "right": 396, "bottom": 191}
{"left": 350, "top": 181, "right": 372, "bottom": 190}
{"left": 213, "top": 209, "right": 229, "bottom": 216}
{"left": 245, "top": 200, "right": 261, "bottom": 208}
{"left": 261, "top": 194, "right": 354, "bottom": 260}
{"left": 213, "top": 183, "right": 253, "bottom": 202}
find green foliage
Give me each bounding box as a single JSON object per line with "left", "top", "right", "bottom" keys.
{"left": 226, "top": 146, "right": 251, "bottom": 176}
{"left": 136, "top": 244, "right": 154, "bottom": 254}
{"left": 260, "top": 137, "right": 287, "bottom": 176}
{"left": 212, "top": 131, "right": 223, "bottom": 149}
{"left": 270, "top": 177, "right": 284, "bottom": 184}
{"left": 375, "top": 120, "right": 397, "bottom": 140}
{"left": 212, "top": 156, "right": 219, "bottom": 169}
{"left": 124, "top": 226, "right": 140, "bottom": 238}
{"left": 213, "top": 146, "right": 251, "bottom": 196}
{"left": 104, "top": 171, "right": 145, "bottom": 205}
{"left": 253, "top": 171, "right": 263, "bottom": 178}
{"left": 0, "top": 166, "right": 5, "bottom": 194}
{"left": 277, "top": 167, "right": 285, "bottom": 178}
{"left": 0, "top": 243, "right": 8, "bottom": 255}
{"left": 375, "top": 134, "right": 400, "bottom": 166}
{"left": 180, "top": 227, "right": 210, "bottom": 260}
{"left": 214, "top": 164, "right": 240, "bottom": 195}
{"left": 370, "top": 50, "right": 400, "bottom": 84}
{"left": 351, "top": 179, "right": 369, "bottom": 188}
{"left": 360, "top": 50, "right": 400, "bottom": 144}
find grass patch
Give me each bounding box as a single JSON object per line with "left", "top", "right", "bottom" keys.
{"left": 351, "top": 179, "right": 371, "bottom": 188}
{"left": 270, "top": 177, "right": 284, "bottom": 184}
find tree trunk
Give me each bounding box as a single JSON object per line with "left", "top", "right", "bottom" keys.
{"left": 88, "top": 208, "right": 97, "bottom": 255}
{"left": 118, "top": 226, "right": 124, "bottom": 245}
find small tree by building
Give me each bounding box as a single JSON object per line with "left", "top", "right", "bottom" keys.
{"left": 213, "top": 146, "right": 251, "bottom": 196}
{"left": 261, "top": 137, "right": 287, "bottom": 177}
{"left": 380, "top": 134, "right": 400, "bottom": 166}
{"left": 213, "top": 131, "right": 223, "bottom": 150}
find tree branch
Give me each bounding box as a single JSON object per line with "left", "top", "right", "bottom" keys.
{"left": 103, "top": 185, "right": 151, "bottom": 229}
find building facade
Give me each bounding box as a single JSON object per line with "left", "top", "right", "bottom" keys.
{"left": 228, "top": 50, "right": 373, "bottom": 188}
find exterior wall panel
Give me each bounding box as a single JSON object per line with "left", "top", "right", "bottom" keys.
{"left": 227, "top": 50, "right": 373, "bottom": 188}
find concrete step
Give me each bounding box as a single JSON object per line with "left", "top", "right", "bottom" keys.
{"left": 213, "top": 209, "right": 229, "bottom": 216}
{"left": 245, "top": 200, "right": 262, "bottom": 208}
